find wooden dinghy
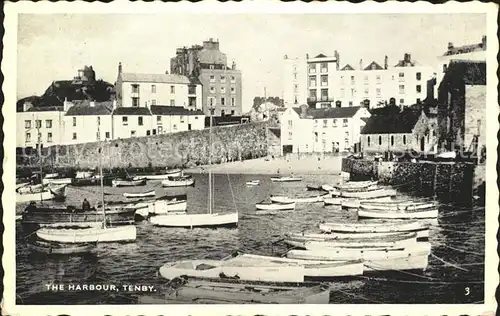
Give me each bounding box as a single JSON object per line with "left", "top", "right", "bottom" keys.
{"left": 256, "top": 200, "right": 295, "bottom": 211}
{"left": 340, "top": 188, "right": 397, "bottom": 199}
{"left": 161, "top": 175, "right": 195, "bottom": 187}
{"left": 270, "top": 176, "right": 302, "bottom": 183}
{"left": 319, "top": 220, "right": 430, "bottom": 234}
{"left": 16, "top": 184, "right": 67, "bottom": 204}
{"left": 26, "top": 239, "right": 97, "bottom": 255}
{"left": 300, "top": 232, "right": 418, "bottom": 250}
{"left": 357, "top": 207, "right": 439, "bottom": 219}
{"left": 359, "top": 201, "right": 438, "bottom": 211}
{"left": 138, "top": 276, "right": 331, "bottom": 304}
{"left": 287, "top": 242, "right": 431, "bottom": 271}
{"left": 123, "top": 190, "right": 156, "bottom": 198}
{"left": 270, "top": 193, "right": 327, "bottom": 204}
{"left": 306, "top": 184, "right": 325, "bottom": 191}
{"left": 111, "top": 178, "right": 146, "bottom": 187}
{"left": 149, "top": 212, "right": 238, "bottom": 228}
{"left": 36, "top": 225, "right": 137, "bottom": 243}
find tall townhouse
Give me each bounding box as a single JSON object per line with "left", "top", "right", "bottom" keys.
{"left": 282, "top": 55, "right": 307, "bottom": 107}
{"left": 306, "top": 52, "right": 340, "bottom": 109}
{"left": 16, "top": 103, "right": 65, "bottom": 149}
{"left": 170, "top": 39, "right": 243, "bottom": 117}
{"left": 280, "top": 104, "right": 371, "bottom": 155}
{"left": 64, "top": 100, "right": 114, "bottom": 145}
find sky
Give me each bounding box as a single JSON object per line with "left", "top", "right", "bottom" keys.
{"left": 17, "top": 13, "right": 486, "bottom": 112}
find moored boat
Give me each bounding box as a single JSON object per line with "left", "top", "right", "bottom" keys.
{"left": 357, "top": 207, "right": 439, "bottom": 219}
{"left": 112, "top": 178, "right": 146, "bottom": 187}
{"left": 340, "top": 196, "right": 396, "bottom": 208}
{"left": 300, "top": 232, "right": 418, "bottom": 250}
{"left": 138, "top": 169, "right": 183, "bottom": 180}
{"left": 340, "top": 188, "right": 397, "bottom": 199}
{"left": 306, "top": 184, "right": 324, "bottom": 191}
{"left": 161, "top": 175, "right": 195, "bottom": 187}
{"left": 26, "top": 239, "right": 97, "bottom": 255}
{"left": 270, "top": 193, "right": 327, "bottom": 204}
{"left": 36, "top": 225, "right": 137, "bottom": 243}
{"left": 147, "top": 200, "right": 188, "bottom": 215}
{"left": 123, "top": 190, "right": 156, "bottom": 198}
{"left": 359, "top": 201, "right": 437, "bottom": 211}
{"left": 246, "top": 180, "right": 260, "bottom": 186}
{"left": 334, "top": 181, "right": 378, "bottom": 190}
{"left": 318, "top": 220, "right": 430, "bottom": 234}
{"left": 16, "top": 184, "right": 67, "bottom": 204}
{"left": 323, "top": 197, "right": 343, "bottom": 206}
{"left": 256, "top": 200, "right": 295, "bottom": 211}
{"left": 149, "top": 212, "right": 238, "bottom": 228}
{"left": 270, "top": 176, "right": 302, "bottom": 182}
{"left": 42, "top": 177, "right": 73, "bottom": 185}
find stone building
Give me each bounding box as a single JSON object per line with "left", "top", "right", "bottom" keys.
{"left": 437, "top": 60, "right": 486, "bottom": 152}
{"left": 360, "top": 108, "right": 437, "bottom": 154}
{"left": 170, "top": 39, "right": 243, "bottom": 117}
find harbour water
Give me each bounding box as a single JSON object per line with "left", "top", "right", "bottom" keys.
{"left": 15, "top": 173, "right": 485, "bottom": 304}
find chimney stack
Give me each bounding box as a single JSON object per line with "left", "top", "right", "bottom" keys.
{"left": 384, "top": 56, "right": 388, "bottom": 70}
{"left": 334, "top": 50, "right": 340, "bottom": 70}
{"left": 232, "top": 60, "right": 236, "bottom": 70}
{"left": 448, "top": 42, "right": 454, "bottom": 50}
{"left": 63, "top": 97, "right": 73, "bottom": 112}
{"left": 359, "top": 59, "right": 363, "bottom": 70}
{"left": 300, "top": 104, "right": 308, "bottom": 119}
{"left": 404, "top": 53, "right": 411, "bottom": 63}
{"left": 118, "top": 62, "right": 122, "bottom": 74}
{"left": 306, "top": 53, "right": 309, "bottom": 60}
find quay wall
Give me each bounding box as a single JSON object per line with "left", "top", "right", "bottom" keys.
{"left": 342, "top": 158, "right": 476, "bottom": 205}
{"left": 18, "top": 122, "right": 270, "bottom": 171}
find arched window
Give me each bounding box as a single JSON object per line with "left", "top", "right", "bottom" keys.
{"left": 403, "top": 135, "right": 407, "bottom": 145}
{"left": 390, "top": 135, "right": 394, "bottom": 146}
{"left": 379, "top": 136, "right": 382, "bottom": 145}
{"left": 367, "top": 136, "right": 371, "bottom": 147}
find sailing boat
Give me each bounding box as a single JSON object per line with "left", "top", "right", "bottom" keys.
{"left": 149, "top": 108, "right": 238, "bottom": 228}
{"left": 36, "top": 127, "right": 136, "bottom": 243}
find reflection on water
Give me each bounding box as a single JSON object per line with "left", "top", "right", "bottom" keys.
{"left": 16, "top": 173, "right": 484, "bottom": 304}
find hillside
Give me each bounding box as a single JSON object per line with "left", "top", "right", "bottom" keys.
{"left": 17, "top": 79, "right": 115, "bottom": 111}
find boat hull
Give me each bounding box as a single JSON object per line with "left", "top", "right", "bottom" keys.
{"left": 36, "top": 225, "right": 137, "bottom": 243}
{"left": 112, "top": 179, "right": 146, "bottom": 187}
{"left": 16, "top": 184, "right": 66, "bottom": 203}
{"left": 22, "top": 208, "right": 136, "bottom": 227}
{"left": 341, "top": 189, "right": 397, "bottom": 199}
{"left": 161, "top": 178, "right": 195, "bottom": 187}
{"left": 42, "top": 178, "right": 73, "bottom": 185}
{"left": 271, "top": 195, "right": 325, "bottom": 204}
{"left": 148, "top": 200, "right": 188, "bottom": 215}
{"left": 270, "top": 177, "right": 302, "bottom": 182}
{"left": 149, "top": 212, "right": 238, "bottom": 228}
{"left": 123, "top": 190, "right": 156, "bottom": 198}
{"left": 27, "top": 240, "right": 96, "bottom": 255}
{"left": 256, "top": 202, "right": 295, "bottom": 211}
{"left": 357, "top": 208, "right": 439, "bottom": 219}
{"left": 319, "top": 220, "right": 429, "bottom": 233}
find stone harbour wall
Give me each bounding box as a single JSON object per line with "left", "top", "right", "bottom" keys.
{"left": 20, "top": 122, "right": 270, "bottom": 170}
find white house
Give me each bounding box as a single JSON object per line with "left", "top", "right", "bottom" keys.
{"left": 280, "top": 104, "right": 371, "bottom": 155}
{"left": 16, "top": 103, "right": 66, "bottom": 148}
{"left": 282, "top": 55, "right": 308, "bottom": 107}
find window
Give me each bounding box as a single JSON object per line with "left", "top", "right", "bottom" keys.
{"left": 221, "top": 110, "right": 225, "bottom": 116}
{"left": 96, "top": 132, "right": 100, "bottom": 140}
{"left": 349, "top": 101, "right": 353, "bottom": 107}
{"left": 209, "top": 97, "right": 215, "bottom": 107}
{"left": 333, "top": 119, "right": 337, "bottom": 127}
{"left": 379, "top": 136, "right": 382, "bottom": 145}
{"left": 309, "top": 89, "right": 317, "bottom": 99}
{"left": 25, "top": 120, "right": 31, "bottom": 129}
{"left": 391, "top": 135, "right": 394, "bottom": 146}
{"left": 122, "top": 117, "right": 128, "bottom": 126}
{"left": 345, "top": 131, "right": 349, "bottom": 139}
{"left": 321, "top": 89, "right": 328, "bottom": 101}
{"left": 105, "top": 132, "right": 110, "bottom": 139}
{"left": 340, "top": 76, "right": 345, "bottom": 84}
{"left": 344, "top": 140, "right": 349, "bottom": 150}
{"left": 403, "top": 135, "right": 406, "bottom": 145}
{"left": 173, "top": 124, "right": 177, "bottom": 131}
{"left": 231, "top": 86, "right": 236, "bottom": 94}
{"left": 97, "top": 117, "right": 100, "bottom": 126}
{"left": 170, "top": 99, "right": 175, "bottom": 106}
{"left": 376, "top": 75, "right": 382, "bottom": 84}
{"left": 308, "top": 64, "right": 316, "bottom": 74}
{"left": 309, "top": 76, "right": 316, "bottom": 87}
{"left": 340, "top": 88, "right": 345, "bottom": 98}
{"left": 146, "top": 130, "right": 151, "bottom": 136}
{"left": 157, "top": 116, "right": 162, "bottom": 124}
{"left": 364, "top": 75, "right": 369, "bottom": 83}
{"left": 231, "top": 76, "right": 236, "bottom": 83}
{"left": 221, "top": 97, "right": 226, "bottom": 106}
{"left": 398, "top": 72, "right": 405, "bottom": 81}
{"left": 314, "top": 133, "right": 318, "bottom": 142}
{"left": 152, "top": 85, "right": 156, "bottom": 93}
{"left": 323, "top": 120, "right": 328, "bottom": 128}
{"left": 231, "top": 97, "right": 235, "bottom": 107}
{"left": 294, "top": 84, "right": 298, "bottom": 93}
{"left": 351, "top": 88, "right": 356, "bottom": 97}
{"left": 36, "top": 120, "right": 42, "bottom": 128}
{"left": 72, "top": 117, "right": 76, "bottom": 127}
{"left": 138, "top": 116, "right": 143, "bottom": 126}
{"left": 37, "top": 133, "right": 42, "bottom": 142}
{"left": 131, "top": 84, "right": 139, "bottom": 93}
{"left": 220, "top": 76, "right": 226, "bottom": 83}
{"left": 417, "top": 98, "right": 421, "bottom": 104}
{"left": 320, "top": 63, "right": 328, "bottom": 73}
{"left": 343, "top": 119, "right": 348, "bottom": 127}
{"left": 152, "top": 99, "right": 156, "bottom": 105}
{"left": 400, "top": 99, "right": 404, "bottom": 105}
{"left": 168, "top": 86, "right": 174, "bottom": 94}
{"left": 367, "top": 136, "right": 371, "bottom": 147}
{"left": 288, "top": 120, "right": 293, "bottom": 128}
{"left": 26, "top": 132, "right": 31, "bottom": 142}
{"left": 321, "top": 75, "right": 328, "bottom": 86}
{"left": 221, "top": 86, "right": 226, "bottom": 93}
{"left": 131, "top": 131, "right": 136, "bottom": 137}
{"left": 195, "top": 116, "right": 199, "bottom": 120}
{"left": 399, "top": 85, "right": 405, "bottom": 94}
{"left": 376, "top": 88, "right": 382, "bottom": 97}
{"left": 293, "top": 73, "right": 297, "bottom": 80}
{"left": 188, "top": 85, "right": 196, "bottom": 95}
{"left": 210, "top": 86, "right": 215, "bottom": 93}
{"left": 416, "top": 72, "right": 421, "bottom": 80}
{"left": 364, "top": 88, "right": 369, "bottom": 96}
{"left": 73, "top": 132, "right": 77, "bottom": 140}
{"left": 443, "top": 64, "right": 447, "bottom": 73}
{"left": 231, "top": 110, "right": 235, "bottom": 115}
{"left": 416, "top": 85, "right": 422, "bottom": 93}
{"left": 132, "top": 97, "right": 139, "bottom": 107}
{"left": 180, "top": 116, "right": 185, "bottom": 123}
{"left": 210, "top": 75, "right": 215, "bottom": 83}
{"left": 288, "top": 132, "right": 292, "bottom": 140}
{"left": 152, "top": 129, "right": 157, "bottom": 135}
{"left": 158, "top": 126, "right": 163, "bottom": 134}
{"left": 45, "top": 120, "right": 52, "bottom": 128}
{"left": 350, "top": 76, "right": 355, "bottom": 85}
{"left": 210, "top": 65, "right": 214, "bottom": 70}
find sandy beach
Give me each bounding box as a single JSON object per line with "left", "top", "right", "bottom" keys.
{"left": 185, "top": 154, "right": 345, "bottom": 175}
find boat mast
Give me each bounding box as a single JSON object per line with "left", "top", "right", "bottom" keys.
{"left": 37, "top": 121, "right": 43, "bottom": 203}
{"left": 208, "top": 107, "right": 213, "bottom": 214}
{"left": 98, "top": 124, "right": 106, "bottom": 228}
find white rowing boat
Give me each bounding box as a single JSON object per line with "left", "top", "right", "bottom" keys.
{"left": 36, "top": 225, "right": 137, "bottom": 243}
{"left": 149, "top": 212, "right": 238, "bottom": 228}
{"left": 270, "top": 176, "right": 302, "bottom": 183}
{"left": 318, "top": 220, "right": 430, "bottom": 234}
{"left": 301, "top": 232, "right": 418, "bottom": 250}
{"left": 271, "top": 194, "right": 327, "bottom": 204}
{"left": 246, "top": 180, "right": 260, "bottom": 186}
{"left": 42, "top": 177, "right": 73, "bottom": 185}
{"left": 161, "top": 176, "right": 195, "bottom": 187}
{"left": 357, "top": 208, "right": 439, "bottom": 219}
{"left": 16, "top": 184, "right": 67, "bottom": 203}
{"left": 256, "top": 201, "right": 295, "bottom": 211}
{"left": 112, "top": 178, "right": 146, "bottom": 187}
{"left": 360, "top": 201, "right": 437, "bottom": 211}
{"left": 123, "top": 190, "right": 156, "bottom": 198}
{"left": 340, "top": 188, "right": 397, "bottom": 199}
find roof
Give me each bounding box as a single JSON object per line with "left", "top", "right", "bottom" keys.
{"left": 25, "top": 106, "right": 64, "bottom": 112}
{"left": 150, "top": 106, "right": 204, "bottom": 116}
{"left": 394, "top": 60, "right": 419, "bottom": 67}
{"left": 341, "top": 64, "right": 355, "bottom": 71}
{"left": 361, "top": 109, "right": 423, "bottom": 134}
{"left": 120, "top": 73, "right": 190, "bottom": 84}
{"left": 444, "top": 42, "right": 486, "bottom": 56}
{"left": 439, "top": 60, "right": 486, "bottom": 90}
{"left": 364, "top": 61, "right": 384, "bottom": 71}
{"left": 66, "top": 104, "right": 113, "bottom": 116}
{"left": 292, "top": 106, "right": 362, "bottom": 119}
{"left": 315, "top": 53, "right": 327, "bottom": 58}
{"left": 112, "top": 107, "right": 152, "bottom": 116}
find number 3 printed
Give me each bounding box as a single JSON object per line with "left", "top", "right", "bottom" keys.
{"left": 465, "top": 287, "right": 470, "bottom": 295}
